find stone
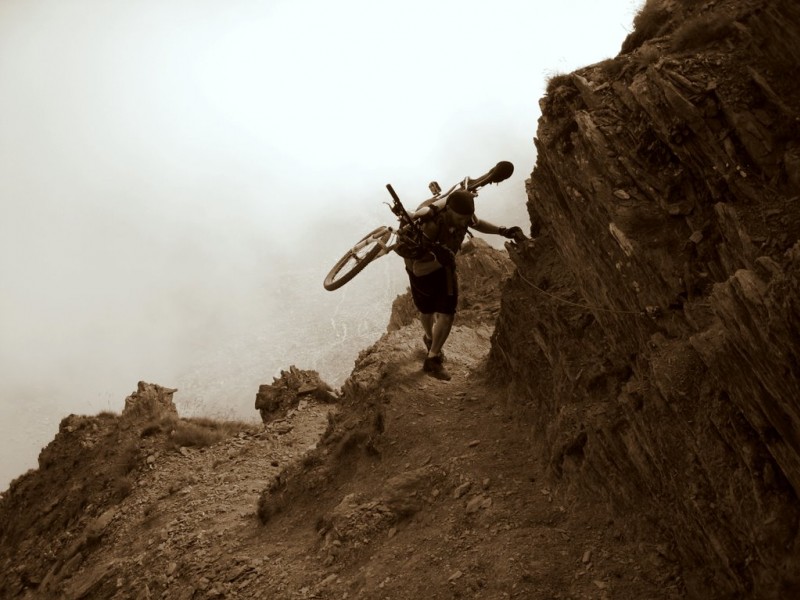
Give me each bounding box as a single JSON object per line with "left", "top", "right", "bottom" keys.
{"left": 448, "top": 570, "right": 463, "bottom": 582}
{"left": 272, "top": 424, "right": 294, "bottom": 435}
{"left": 256, "top": 367, "right": 336, "bottom": 423}
{"left": 86, "top": 508, "right": 117, "bottom": 543}
{"left": 122, "top": 382, "right": 179, "bottom": 423}
{"left": 465, "top": 495, "right": 489, "bottom": 514}
{"left": 453, "top": 482, "right": 472, "bottom": 499}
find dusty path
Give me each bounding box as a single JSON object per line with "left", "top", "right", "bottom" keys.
{"left": 68, "top": 324, "right": 683, "bottom": 599}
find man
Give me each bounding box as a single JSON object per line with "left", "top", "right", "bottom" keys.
{"left": 403, "top": 190, "right": 524, "bottom": 380}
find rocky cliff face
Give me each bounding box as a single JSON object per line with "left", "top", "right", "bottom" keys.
{"left": 491, "top": 0, "right": 800, "bottom": 597}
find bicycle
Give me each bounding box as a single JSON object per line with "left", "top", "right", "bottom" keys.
{"left": 323, "top": 160, "right": 517, "bottom": 291}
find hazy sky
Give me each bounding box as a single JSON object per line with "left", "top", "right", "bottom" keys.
{"left": 0, "top": 0, "right": 641, "bottom": 489}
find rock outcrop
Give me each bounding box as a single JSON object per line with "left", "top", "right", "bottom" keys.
{"left": 121, "top": 381, "right": 179, "bottom": 423}
{"left": 0, "top": 382, "right": 260, "bottom": 598}
{"left": 491, "top": 0, "right": 800, "bottom": 597}
{"left": 255, "top": 367, "right": 337, "bottom": 423}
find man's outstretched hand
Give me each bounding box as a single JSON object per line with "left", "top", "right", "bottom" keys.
{"left": 499, "top": 226, "right": 525, "bottom": 242}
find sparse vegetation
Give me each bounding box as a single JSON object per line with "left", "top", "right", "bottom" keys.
{"left": 621, "top": 0, "right": 671, "bottom": 54}
{"left": 545, "top": 72, "right": 572, "bottom": 95}
{"left": 103, "top": 440, "right": 141, "bottom": 503}
{"left": 670, "top": 12, "right": 735, "bottom": 52}
{"left": 139, "top": 416, "right": 253, "bottom": 449}
{"left": 170, "top": 421, "right": 228, "bottom": 448}
{"left": 598, "top": 58, "right": 627, "bottom": 80}
{"left": 167, "top": 418, "right": 249, "bottom": 450}
{"left": 116, "top": 442, "right": 141, "bottom": 475}
{"left": 140, "top": 420, "right": 163, "bottom": 438}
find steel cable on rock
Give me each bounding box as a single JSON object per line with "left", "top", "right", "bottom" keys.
{"left": 515, "top": 270, "right": 647, "bottom": 317}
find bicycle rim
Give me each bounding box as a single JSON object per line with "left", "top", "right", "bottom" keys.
{"left": 323, "top": 227, "right": 392, "bottom": 291}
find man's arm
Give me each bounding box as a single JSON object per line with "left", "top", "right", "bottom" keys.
{"left": 472, "top": 218, "right": 503, "bottom": 235}
{"left": 473, "top": 218, "right": 525, "bottom": 240}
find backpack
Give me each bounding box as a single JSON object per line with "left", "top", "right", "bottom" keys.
{"left": 393, "top": 202, "right": 476, "bottom": 262}
{"left": 393, "top": 221, "right": 434, "bottom": 260}
{"left": 392, "top": 203, "right": 442, "bottom": 260}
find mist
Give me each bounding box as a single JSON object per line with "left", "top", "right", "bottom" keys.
{"left": 0, "top": 0, "right": 641, "bottom": 490}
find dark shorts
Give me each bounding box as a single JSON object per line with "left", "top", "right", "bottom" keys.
{"left": 406, "top": 267, "right": 458, "bottom": 315}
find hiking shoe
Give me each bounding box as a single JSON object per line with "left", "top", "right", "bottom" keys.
{"left": 423, "top": 354, "right": 451, "bottom": 381}
{"left": 422, "top": 335, "right": 445, "bottom": 362}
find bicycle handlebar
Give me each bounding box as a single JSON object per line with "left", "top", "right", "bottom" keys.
{"left": 385, "top": 183, "right": 401, "bottom": 204}
{"left": 385, "top": 184, "right": 415, "bottom": 225}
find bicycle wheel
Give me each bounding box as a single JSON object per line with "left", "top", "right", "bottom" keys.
{"left": 323, "top": 226, "right": 393, "bottom": 291}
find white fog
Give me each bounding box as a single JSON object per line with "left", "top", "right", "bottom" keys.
{"left": 0, "top": 0, "right": 641, "bottom": 490}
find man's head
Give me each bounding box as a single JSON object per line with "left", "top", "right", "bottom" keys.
{"left": 445, "top": 190, "right": 475, "bottom": 226}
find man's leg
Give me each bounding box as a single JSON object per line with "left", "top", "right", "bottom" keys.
{"left": 412, "top": 267, "right": 456, "bottom": 380}
{"left": 419, "top": 312, "right": 434, "bottom": 342}
{"left": 423, "top": 312, "right": 454, "bottom": 380}
{"left": 428, "top": 312, "right": 454, "bottom": 357}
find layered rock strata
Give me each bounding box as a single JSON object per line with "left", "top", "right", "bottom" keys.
{"left": 491, "top": 0, "right": 800, "bottom": 597}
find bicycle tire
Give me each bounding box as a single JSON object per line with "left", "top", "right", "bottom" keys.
{"left": 323, "top": 226, "right": 393, "bottom": 291}
{"left": 466, "top": 160, "right": 514, "bottom": 191}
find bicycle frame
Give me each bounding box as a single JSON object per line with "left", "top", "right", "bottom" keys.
{"left": 356, "top": 226, "right": 397, "bottom": 259}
